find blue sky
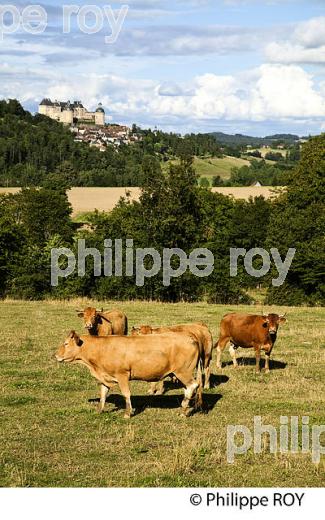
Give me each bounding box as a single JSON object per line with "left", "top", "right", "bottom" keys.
{"left": 1, "top": 0, "right": 325, "bottom": 135}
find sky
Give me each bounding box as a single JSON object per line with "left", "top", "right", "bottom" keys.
{"left": 1, "top": 0, "right": 325, "bottom": 135}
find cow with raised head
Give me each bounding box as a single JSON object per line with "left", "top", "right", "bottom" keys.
{"left": 131, "top": 322, "right": 213, "bottom": 390}
{"left": 216, "top": 313, "right": 287, "bottom": 373}
{"left": 55, "top": 331, "right": 202, "bottom": 418}
{"left": 76, "top": 307, "right": 128, "bottom": 336}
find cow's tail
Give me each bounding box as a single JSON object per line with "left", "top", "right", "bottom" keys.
{"left": 124, "top": 316, "right": 128, "bottom": 336}
{"left": 195, "top": 354, "right": 204, "bottom": 411}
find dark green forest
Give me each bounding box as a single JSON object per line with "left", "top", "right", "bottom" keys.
{"left": 0, "top": 99, "right": 220, "bottom": 188}
{"left": 0, "top": 126, "right": 324, "bottom": 305}
{"left": 0, "top": 99, "right": 295, "bottom": 188}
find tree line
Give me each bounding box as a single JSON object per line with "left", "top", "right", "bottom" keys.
{"left": 0, "top": 133, "right": 323, "bottom": 305}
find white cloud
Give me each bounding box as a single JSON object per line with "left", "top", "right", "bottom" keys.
{"left": 8, "top": 62, "right": 323, "bottom": 127}
{"left": 265, "top": 17, "right": 325, "bottom": 65}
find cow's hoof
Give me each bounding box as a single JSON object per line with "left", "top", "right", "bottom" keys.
{"left": 204, "top": 384, "right": 210, "bottom": 390}
{"left": 265, "top": 369, "right": 270, "bottom": 374}
{"left": 184, "top": 407, "right": 194, "bottom": 418}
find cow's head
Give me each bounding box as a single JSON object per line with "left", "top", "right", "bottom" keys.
{"left": 131, "top": 325, "right": 153, "bottom": 336}
{"left": 55, "top": 331, "right": 83, "bottom": 363}
{"left": 131, "top": 326, "right": 140, "bottom": 336}
{"left": 76, "top": 307, "right": 103, "bottom": 332}
{"left": 264, "top": 313, "right": 287, "bottom": 338}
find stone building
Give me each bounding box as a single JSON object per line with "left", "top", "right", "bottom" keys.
{"left": 38, "top": 99, "right": 105, "bottom": 126}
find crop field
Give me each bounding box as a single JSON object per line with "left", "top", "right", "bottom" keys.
{"left": 0, "top": 186, "right": 280, "bottom": 218}
{"left": 0, "top": 300, "right": 324, "bottom": 488}
{"left": 255, "top": 148, "right": 287, "bottom": 159}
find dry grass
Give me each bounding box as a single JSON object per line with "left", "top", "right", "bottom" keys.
{"left": 0, "top": 186, "right": 282, "bottom": 218}
{"left": 0, "top": 300, "right": 324, "bottom": 487}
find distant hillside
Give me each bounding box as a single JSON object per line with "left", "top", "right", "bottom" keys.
{"left": 209, "top": 132, "right": 300, "bottom": 147}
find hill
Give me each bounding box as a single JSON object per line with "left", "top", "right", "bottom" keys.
{"left": 209, "top": 131, "right": 300, "bottom": 147}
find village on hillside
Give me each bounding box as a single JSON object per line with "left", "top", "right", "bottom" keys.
{"left": 39, "top": 98, "right": 142, "bottom": 149}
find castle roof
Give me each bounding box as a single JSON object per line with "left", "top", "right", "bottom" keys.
{"left": 40, "top": 98, "right": 53, "bottom": 106}
{"left": 39, "top": 99, "right": 85, "bottom": 110}
{"left": 96, "top": 103, "right": 105, "bottom": 113}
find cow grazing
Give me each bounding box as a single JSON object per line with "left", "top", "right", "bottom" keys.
{"left": 131, "top": 322, "right": 213, "bottom": 390}
{"left": 76, "top": 307, "right": 128, "bottom": 336}
{"left": 216, "top": 313, "right": 286, "bottom": 373}
{"left": 55, "top": 331, "right": 202, "bottom": 418}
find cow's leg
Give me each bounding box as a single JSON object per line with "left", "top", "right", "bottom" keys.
{"left": 182, "top": 380, "right": 199, "bottom": 416}
{"left": 98, "top": 384, "right": 109, "bottom": 413}
{"left": 148, "top": 381, "right": 165, "bottom": 395}
{"left": 175, "top": 371, "right": 199, "bottom": 415}
{"left": 255, "top": 346, "right": 261, "bottom": 373}
{"left": 265, "top": 345, "right": 273, "bottom": 373}
{"left": 204, "top": 363, "right": 211, "bottom": 390}
{"left": 229, "top": 343, "right": 238, "bottom": 368}
{"left": 216, "top": 337, "right": 229, "bottom": 369}
{"left": 117, "top": 375, "right": 134, "bottom": 419}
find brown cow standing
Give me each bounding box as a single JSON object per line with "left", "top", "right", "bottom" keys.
{"left": 55, "top": 331, "right": 202, "bottom": 418}
{"left": 77, "top": 307, "right": 128, "bottom": 336}
{"left": 131, "top": 322, "right": 213, "bottom": 390}
{"left": 216, "top": 313, "right": 286, "bottom": 373}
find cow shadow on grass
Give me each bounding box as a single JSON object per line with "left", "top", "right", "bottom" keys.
{"left": 209, "top": 374, "right": 229, "bottom": 388}
{"left": 89, "top": 392, "right": 222, "bottom": 416}
{"left": 222, "top": 357, "right": 287, "bottom": 370}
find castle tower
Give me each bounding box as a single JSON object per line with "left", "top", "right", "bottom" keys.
{"left": 95, "top": 103, "right": 105, "bottom": 126}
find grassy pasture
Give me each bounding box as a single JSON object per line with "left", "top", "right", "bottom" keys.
{"left": 0, "top": 300, "right": 324, "bottom": 487}
{"left": 255, "top": 147, "right": 287, "bottom": 159}
{"left": 162, "top": 156, "right": 250, "bottom": 182}
{"left": 193, "top": 156, "right": 250, "bottom": 179}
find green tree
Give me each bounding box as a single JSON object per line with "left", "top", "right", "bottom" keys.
{"left": 266, "top": 134, "right": 325, "bottom": 305}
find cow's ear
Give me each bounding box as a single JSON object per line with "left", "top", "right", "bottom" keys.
{"left": 262, "top": 316, "right": 269, "bottom": 327}
{"left": 76, "top": 311, "right": 84, "bottom": 318}
{"left": 279, "top": 315, "right": 287, "bottom": 324}
{"left": 71, "top": 331, "right": 83, "bottom": 346}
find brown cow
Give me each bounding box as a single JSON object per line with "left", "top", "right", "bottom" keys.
{"left": 131, "top": 322, "right": 213, "bottom": 390}
{"left": 55, "top": 331, "right": 202, "bottom": 418}
{"left": 76, "top": 307, "right": 128, "bottom": 336}
{"left": 216, "top": 313, "right": 286, "bottom": 373}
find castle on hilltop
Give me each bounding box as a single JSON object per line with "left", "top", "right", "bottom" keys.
{"left": 38, "top": 99, "right": 105, "bottom": 126}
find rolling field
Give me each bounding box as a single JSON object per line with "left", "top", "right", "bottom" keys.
{"left": 193, "top": 156, "right": 250, "bottom": 179}
{"left": 0, "top": 186, "right": 281, "bottom": 218}
{"left": 162, "top": 156, "right": 250, "bottom": 181}
{"left": 0, "top": 300, "right": 324, "bottom": 488}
